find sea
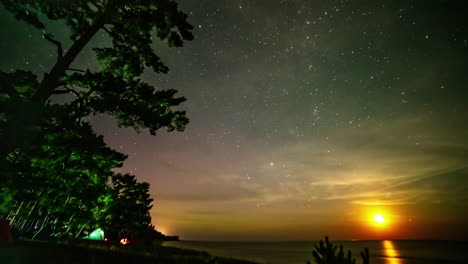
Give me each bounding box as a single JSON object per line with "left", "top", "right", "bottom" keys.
{"left": 163, "top": 240, "right": 468, "bottom": 264}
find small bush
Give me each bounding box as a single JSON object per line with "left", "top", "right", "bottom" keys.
{"left": 308, "top": 236, "right": 369, "bottom": 264}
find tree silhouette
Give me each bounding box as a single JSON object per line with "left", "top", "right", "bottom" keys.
{"left": 308, "top": 237, "right": 370, "bottom": 264}
{"left": 2, "top": 105, "right": 126, "bottom": 238}
{"left": 104, "top": 174, "right": 154, "bottom": 240}
{"left": 0, "top": 0, "right": 194, "bottom": 166}
{"left": 0, "top": 0, "right": 194, "bottom": 240}
{"left": 2, "top": 104, "right": 167, "bottom": 240}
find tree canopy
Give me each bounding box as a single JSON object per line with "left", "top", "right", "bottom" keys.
{"left": 0, "top": 0, "right": 194, "bottom": 241}
{"left": 2, "top": 106, "right": 126, "bottom": 238}
{"left": 0, "top": 0, "right": 194, "bottom": 160}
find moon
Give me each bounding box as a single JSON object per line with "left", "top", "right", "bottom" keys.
{"left": 372, "top": 214, "right": 386, "bottom": 224}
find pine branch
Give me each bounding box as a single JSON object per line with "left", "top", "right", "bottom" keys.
{"left": 43, "top": 33, "right": 63, "bottom": 62}
{"left": 67, "top": 68, "right": 86, "bottom": 73}
{"left": 52, "top": 87, "right": 81, "bottom": 99}
{"left": 33, "top": 14, "right": 106, "bottom": 103}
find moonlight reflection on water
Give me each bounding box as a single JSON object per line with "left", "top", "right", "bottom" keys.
{"left": 382, "top": 240, "right": 402, "bottom": 264}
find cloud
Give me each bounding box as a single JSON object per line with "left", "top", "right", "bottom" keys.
{"left": 221, "top": 113, "right": 468, "bottom": 210}
{"left": 154, "top": 188, "right": 261, "bottom": 202}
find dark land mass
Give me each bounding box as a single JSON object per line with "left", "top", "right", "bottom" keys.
{"left": 0, "top": 240, "right": 258, "bottom": 264}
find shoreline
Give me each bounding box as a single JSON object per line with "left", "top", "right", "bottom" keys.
{"left": 162, "top": 239, "right": 468, "bottom": 264}
{"left": 0, "top": 239, "right": 259, "bottom": 264}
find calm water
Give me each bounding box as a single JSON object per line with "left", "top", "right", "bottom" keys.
{"left": 163, "top": 240, "right": 468, "bottom": 264}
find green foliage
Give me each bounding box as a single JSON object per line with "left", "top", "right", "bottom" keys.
{"left": 0, "top": 0, "right": 194, "bottom": 243}
{"left": 0, "top": 70, "right": 43, "bottom": 168}
{"left": 2, "top": 70, "right": 39, "bottom": 100}
{"left": 308, "top": 237, "right": 370, "bottom": 264}
{"left": 0, "top": 0, "right": 194, "bottom": 159}
{"left": 1, "top": 104, "right": 161, "bottom": 239}
{"left": 1, "top": 105, "right": 125, "bottom": 237}
{"left": 103, "top": 174, "right": 154, "bottom": 238}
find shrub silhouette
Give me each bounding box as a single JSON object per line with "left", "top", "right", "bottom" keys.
{"left": 307, "top": 237, "right": 369, "bottom": 264}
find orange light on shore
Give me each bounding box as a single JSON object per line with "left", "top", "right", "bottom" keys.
{"left": 120, "top": 238, "right": 129, "bottom": 245}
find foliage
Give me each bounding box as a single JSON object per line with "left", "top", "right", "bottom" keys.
{"left": 104, "top": 173, "right": 154, "bottom": 238}
{"left": 0, "top": 0, "right": 193, "bottom": 160}
{"left": 2, "top": 105, "right": 125, "bottom": 238}
{"left": 0, "top": 0, "right": 194, "bottom": 241}
{"left": 308, "top": 237, "right": 370, "bottom": 264}
{"left": 2, "top": 105, "right": 163, "bottom": 240}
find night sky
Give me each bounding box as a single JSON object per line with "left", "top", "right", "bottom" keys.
{"left": 1, "top": 0, "right": 468, "bottom": 241}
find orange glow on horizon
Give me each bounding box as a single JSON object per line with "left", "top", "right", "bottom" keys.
{"left": 156, "top": 225, "right": 170, "bottom": 236}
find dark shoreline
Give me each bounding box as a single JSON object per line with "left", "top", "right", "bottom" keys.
{"left": 0, "top": 239, "right": 259, "bottom": 264}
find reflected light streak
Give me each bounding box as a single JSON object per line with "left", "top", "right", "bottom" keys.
{"left": 382, "top": 240, "right": 402, "bottom": 264}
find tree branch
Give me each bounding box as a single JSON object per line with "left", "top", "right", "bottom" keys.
{"left": 102, "top": 26, "right": 112, "bottom": 35}
{"left": 53, "top": 86, "right": 86, "bottom": 124}
{"left": 43, "top": 33, "right": 63, "bottom": 62}
{"left": 0, "top": 72, "right": 20, "bottom": 101}
{"left": 102, "top": 26, "right": 131, "bottom": 48}
{"left": 67, "top": 68, "right": 86, "bottom": 73}
{"left": 52, "top": 87, "right": 81, "bottom": 100}
{"left": 33, "top": 14, "right": 106, "bottom": 103}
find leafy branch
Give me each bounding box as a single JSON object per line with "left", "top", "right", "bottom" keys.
{"left": 0, "top": 72, "right": 21, "bottom": 101}
{"left": 308, "top": 237, "right": 370, "bottom": 264}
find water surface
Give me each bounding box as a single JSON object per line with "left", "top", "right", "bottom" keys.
{"left": 163, "top": 240, "right": 468, "bottom": 264}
